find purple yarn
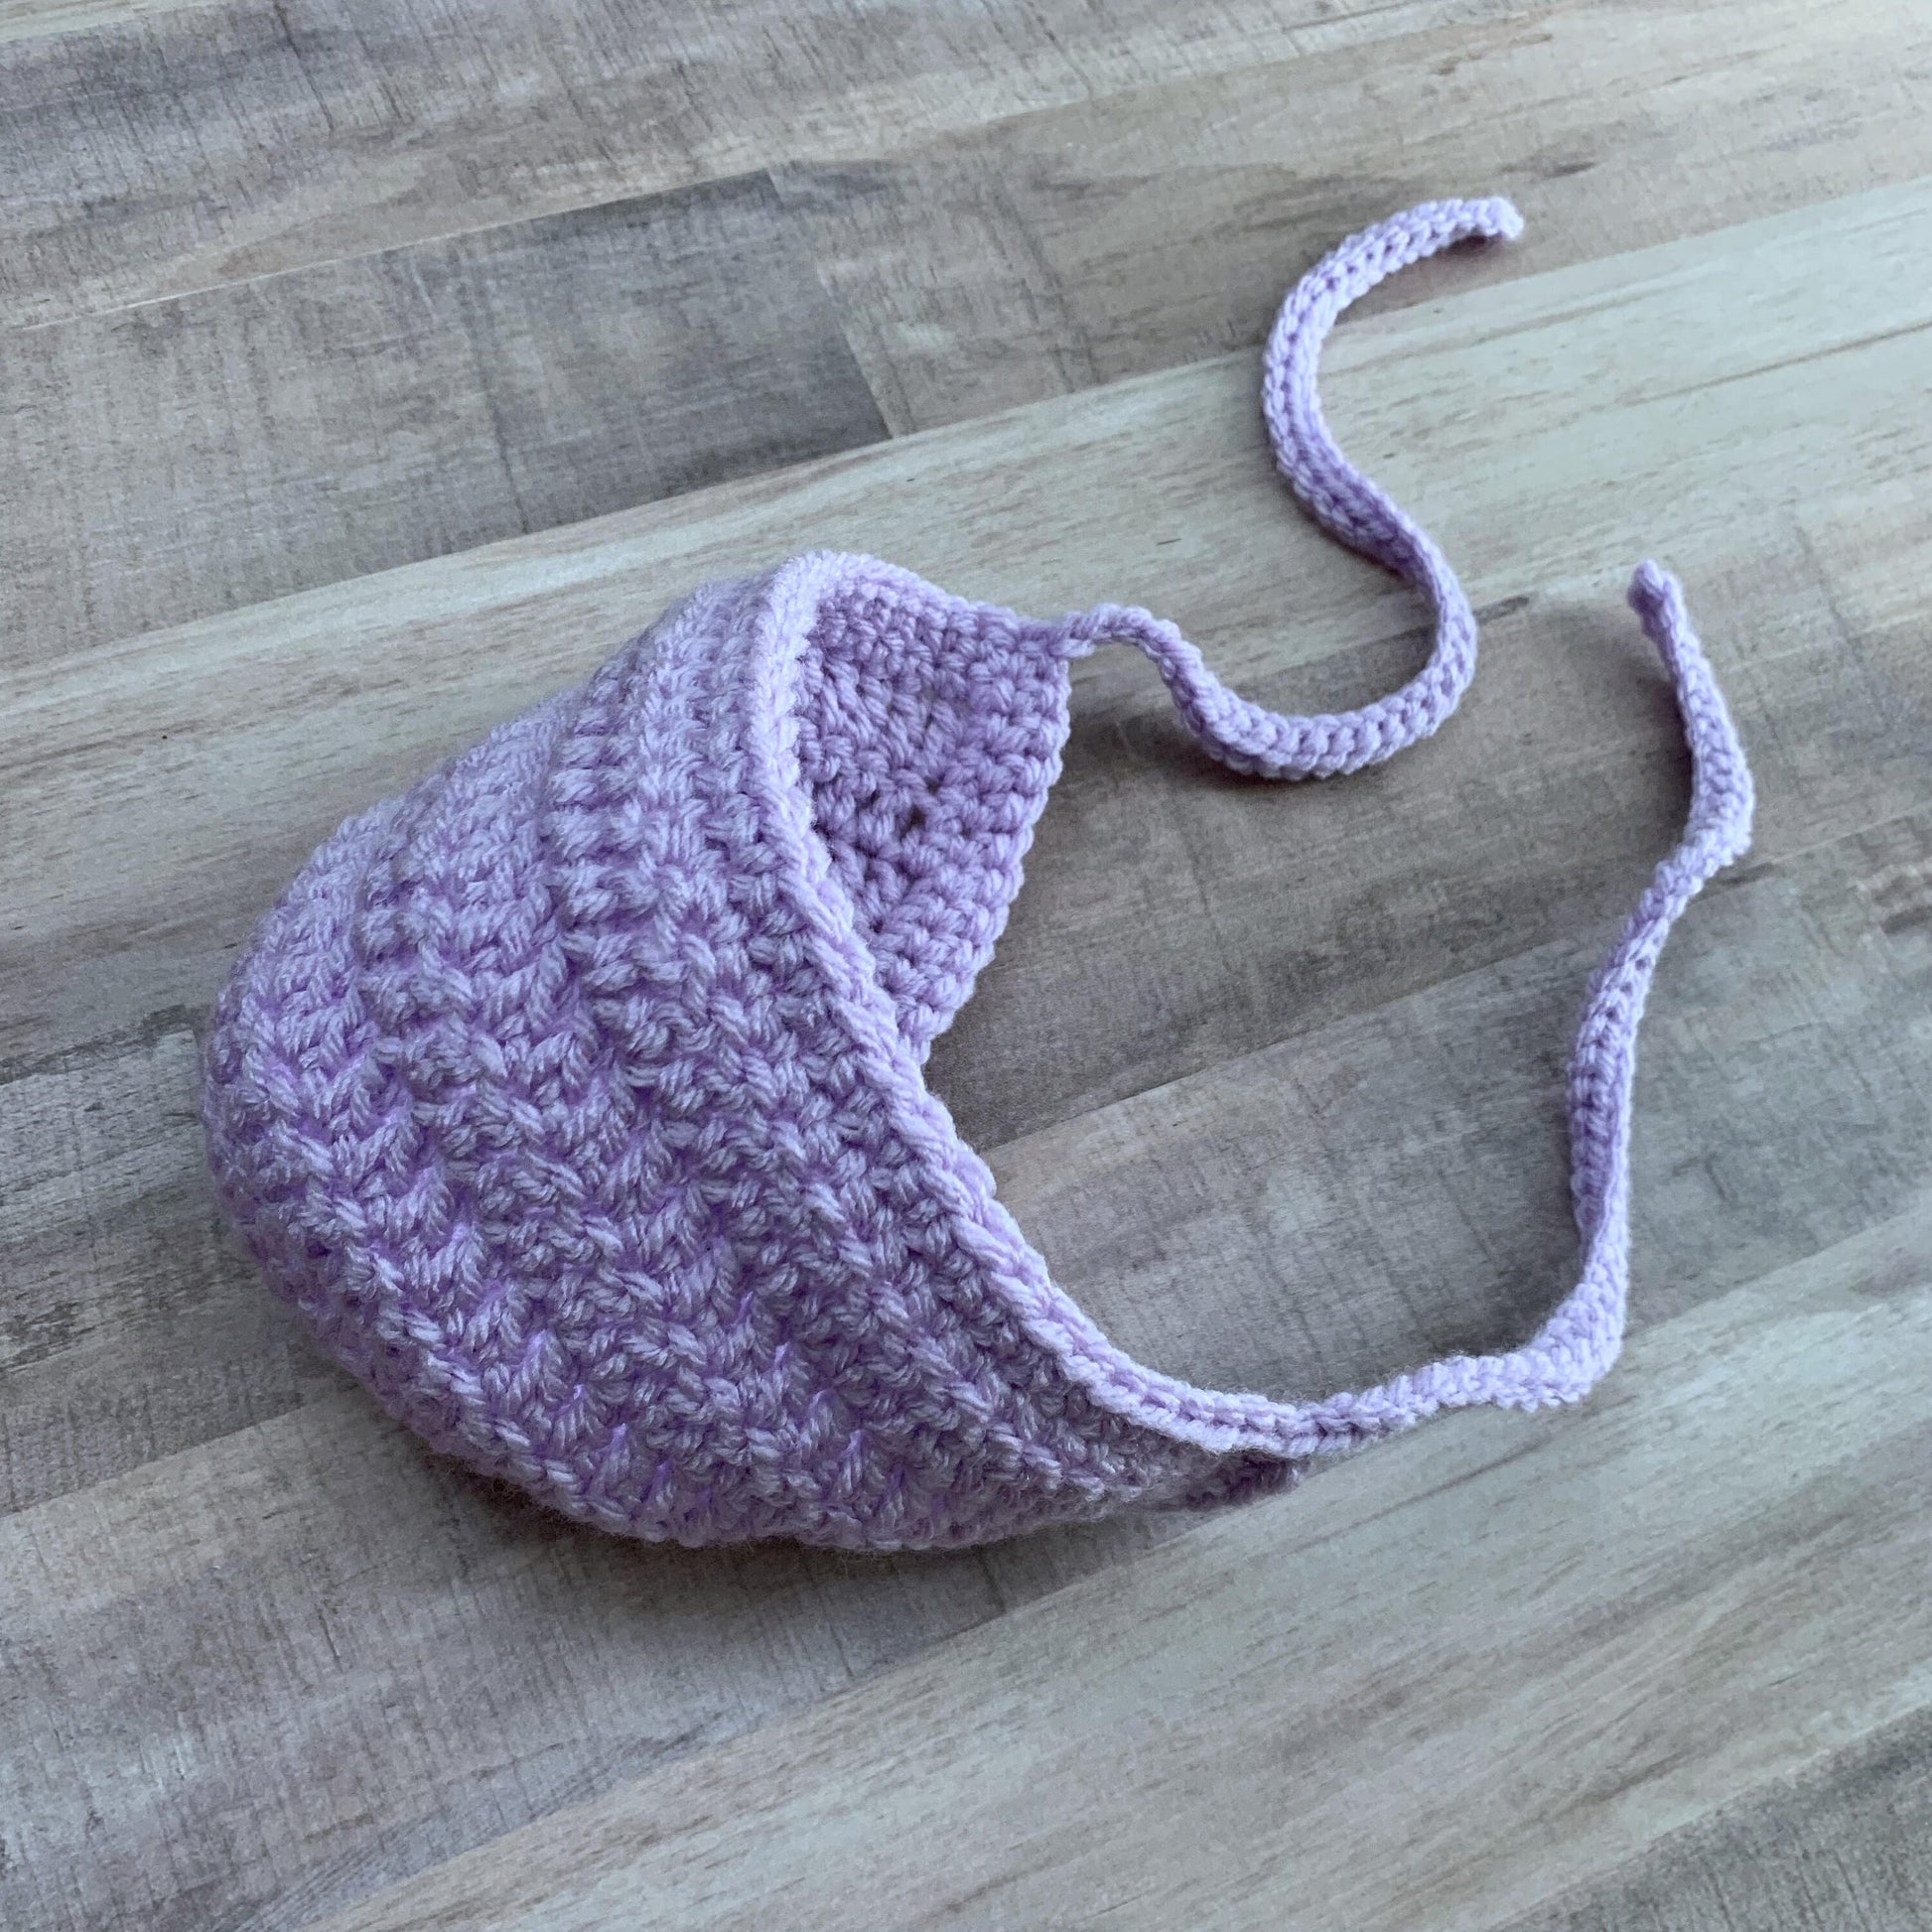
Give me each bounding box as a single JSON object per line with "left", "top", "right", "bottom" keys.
{"left": 203, "top": 200, "right": 1755, "bottom": 1550}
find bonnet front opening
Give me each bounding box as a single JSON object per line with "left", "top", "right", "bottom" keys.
{"left": 782, "top": 561, "right": 1073, "bottom": 1061}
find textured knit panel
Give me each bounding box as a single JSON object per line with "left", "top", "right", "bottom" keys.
{"left": 792, "top": 577, "right": 1077, "bottom": 1059}
{"left": 206, "top": 568, "right": 1239, "bottom": 1548}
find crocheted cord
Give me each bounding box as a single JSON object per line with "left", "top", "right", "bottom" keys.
{"left": 203, "top": 199, "right": 1755, "bottom": 1547}
{"left": 1023, "top": 201, "right": 1757, "bottom": 1456}
{"left": 1058, "top": 197, "right": 1521, "bottom": 775}
{"left": 1035, "top": 559, "right": 1753, "bottom": 1456}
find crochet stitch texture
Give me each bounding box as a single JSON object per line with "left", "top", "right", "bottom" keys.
{"left": 203, "top": 201, "right": 1755, "bottom": 1550}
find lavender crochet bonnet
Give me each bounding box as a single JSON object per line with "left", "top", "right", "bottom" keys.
{"left": 203, "top": 202, "right": 1754, "bottom": 1550}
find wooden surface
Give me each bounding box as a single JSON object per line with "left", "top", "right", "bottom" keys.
{"left": 2, "top": 4, "right": 1928, "bottom": 1928}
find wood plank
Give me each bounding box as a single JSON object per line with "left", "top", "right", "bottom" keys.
{"left": 3, "top": 750, "right": 1919, "bottom": 1514}
{"left": 287, "top": 1197, "right": 1932, "bottom": 1931}
{"left": 6, "top": 628, "right": 1922, "bottom": 1483}
{"left": 0, "top": 1389, "right": 1009, "bottom": 1932}
{"left": 8, "top": 3, "right": 1926, "bottom": 1926}
{"left": 0, "top": 806, "right": 1920, "bottom": 1932}
{"left": 19, "top": 665, "right": 1922, "bottom": 1523}
{"left": 0, "top": 0, "right": 156, "bottom": 42}
{"left": 3, "top": 187, "right": 1927, "bottom": 1928}
{"left": 779, "top": 0, "right": 1932, "bottom": 431}
{"left": 0, "top": 1014, "right": 347, "bottom": 1513}
{"left": 1502, "top": 1706, "right": 1932, "bottom": 1931}
{"left": 1002, "top": 804, "right": 1932, "bottom": 1401}
{"left": 0, "top": 0, "right": 1502, "bottom": 325}
{"left": 1, "top": 175, "right": 886, "bottom": 660}
{"left": 10, "top": 0, "right": 1926, "bottom": 661}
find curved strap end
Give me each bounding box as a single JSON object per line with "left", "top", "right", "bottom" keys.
{"left": 1626, "top": 561, "right": 1757, "bottom": 864}
{"left": 1464, "top": 195, "right": 1526, "bottom": 244}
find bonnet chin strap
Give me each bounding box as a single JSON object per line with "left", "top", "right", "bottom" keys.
{"left": 1055, "top": 197, "right": 1521, "bottom": 777}
{"left": 1050, "top": 199, "right": 1756, "bottom": 1455}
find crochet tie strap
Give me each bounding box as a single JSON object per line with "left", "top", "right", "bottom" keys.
{"left": 1055, "top": 197, "right": 1521, "bottom": 776}
{"left": 1030, "top": 201, "right": 1756, "bottom": 1457}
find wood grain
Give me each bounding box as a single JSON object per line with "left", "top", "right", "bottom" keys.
{"left": 0, "top": 1388, "right": 1007, "bottom": 1932}
{"left": 0, "top": 0, "right": 1504, "bottom": 326}
{"left": 5, "top": 2, "right": 1928, "bottom": 1925}
{"left": 1, "top": 174, "right": 885, "bottom": 659}
{"left": 1, "top": 796, "right": 1921, "bottom": 1928}
{"left": 0, "top": 1015, "right": 339, "bottom": 1513}
{"left": 3, "top": 178, "right": 1932, "bottom": 1916}
{"left": 780, "top": 0, "right": 1932, "bottom": 431}
{"left": 10, "top": 0, "right": 1926, "bottom": 661}
{"left": 1010, "top": 802, "right": 1932, "bottom": 1399}
{"left": 6, "top": 184, "right": 1924, "bottom": 1074}
{"left": 1, "top": 185, "right": 1924, "bottom": 1515}
{"left": 1504, "top": 1708, "right": 1932, "bottom": 1932}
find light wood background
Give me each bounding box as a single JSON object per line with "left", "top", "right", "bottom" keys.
{"left": 3, "top": 2, "right": 1929, "bottom": 1927}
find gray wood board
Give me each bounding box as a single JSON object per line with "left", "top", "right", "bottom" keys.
{"left": 1, "top": 175, "right": 885, "bottom": 658}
